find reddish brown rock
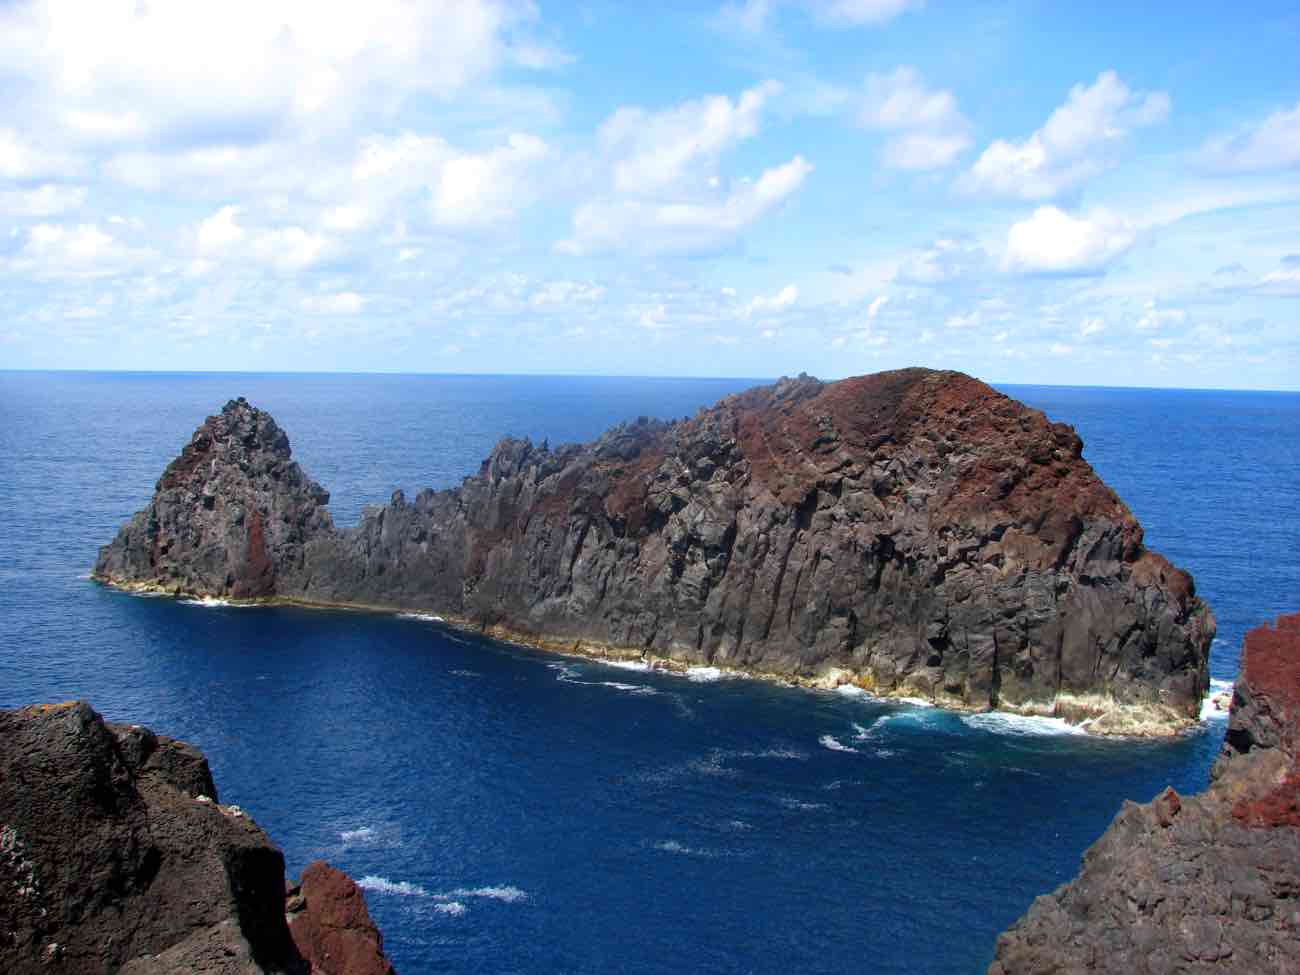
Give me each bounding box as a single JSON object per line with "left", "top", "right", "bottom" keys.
{"left": 287, "top": 862, "right": 395, "bottom": 975}
{"left": 989, "top": 614, "right": 1300, "bottom": 974}
{"left": 94, "top": 369, "right": 1214, "bottom": 732}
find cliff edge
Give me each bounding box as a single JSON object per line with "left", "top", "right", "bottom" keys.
{"left": 93, "top": 368, "right": 1215, "bottom": 733}
{"left": 989, "top": 614, "right": 1300, "bottom": 974}
{"left": 0, "top": 702, "right": 395, "bottom": 975}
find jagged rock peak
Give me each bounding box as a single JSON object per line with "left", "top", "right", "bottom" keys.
{"left": 95, "top": 367, "right": 1214, "bottom": 733}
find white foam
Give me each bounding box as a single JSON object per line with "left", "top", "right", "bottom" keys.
{"left": 599, "top": 659, "right": 651, "bottom": 673}
{"left": 896, "top": 696, "right": 935, "bottom": 708}
{"left": 686, "top": 666, "right": 725, "bottom": 682}
{"left": 753, "top": 747, "right": 807, "bottom": 761}
{"left": 340, "top": 826, "right": 376, "bottom": 845}
{"left": 398, "top": 612, "right": 445, "bottom": 623}
{"left": 1200, "top": 678, "right": 1235, "bottom": 721}
{"left": 180, "top": 596, "right": 239, "bottom": 608}
{"left": 434, "top": 901, "right": 467, "bottom": 916}
{"left": 655, "top": 840, "right": 714, "bottom": 857}
{"left": 778, "top": 797, "right": 827, "bottom": 812}
{"left": 834, "top": 684, "right": 870, "bottom": 698}
{"left": 449, "top": 885, "right": 528, "bottom": 903}
{"left": 960, "top": 711, "right": 1087, "bottom": 736}
{"left": 450, "top": 669, "right": 481, "bottom": 678}
{"left": 875, "top": 748, "right": 896, "bottom": 758}
{"left": 599, "top": 681, "right": 658, "bottom": 696}
{"left": 819, "top": 734, "right": 859, "bottom": 753}
{"left": 850, "top": 722, "right": 871, "bottom": 740}
{"left": 358, "top": 875, "right": 427, "bottom": 897}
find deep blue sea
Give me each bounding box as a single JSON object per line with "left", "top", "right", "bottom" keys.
{"left": 1, "top": 372, "right": 1297, "bottom": 975}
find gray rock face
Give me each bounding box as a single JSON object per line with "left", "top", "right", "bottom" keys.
{"left": 94, "top": 369, "right": 1215, "bottom": 731}
{"left": 989, "top": 614, "right": 1300, "bottom": 974}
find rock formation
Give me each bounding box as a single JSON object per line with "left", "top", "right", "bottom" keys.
{"left": 0, "top": 701, "right": 396, "bottom": 975}
{"left": 989, "top": 614, "right": 1300, "bottom": 974}
{"left": 94, "top": 368, "right": 1215, "bottom": 732}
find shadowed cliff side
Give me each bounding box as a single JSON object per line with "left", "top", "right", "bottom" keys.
{"left": 989, "top": 614, "right": 1300, "bottom": 974}
{"left": 94, "top": 368, "right": 1215, "bottom": 733}
{"left": 0, "top": 702, "right": 395, "bottom": 975}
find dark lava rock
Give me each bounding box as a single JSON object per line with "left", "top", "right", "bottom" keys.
{"left": 989, "top": 614, "right": 1300, "bottom": 974}
{"left": 94, "top": 369, "right": 1215, "bottom": 732}
{"left": 0, "top": 702, "right": 395, "bottom": 975}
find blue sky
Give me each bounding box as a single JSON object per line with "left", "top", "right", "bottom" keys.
{"left": 0, "top": 0, "right": 1296, "bottom": 388}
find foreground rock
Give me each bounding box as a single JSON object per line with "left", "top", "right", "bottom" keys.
{"left": 0, "top": 702, "right": 395, "bottom": 975}
{"left": 94, "top": 368, "right": 1214, "bottom": 732}
{"left": 990, "top": 614, "right": 1300, "bottom": 974}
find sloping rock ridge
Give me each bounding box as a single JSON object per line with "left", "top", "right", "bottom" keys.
{"left": 94, "top": 368, "right": 1214, "bottom": 732}
{"left": 989, "top": 614, "right": 1300, "bottom": 974}
{"left": 0, "top": 701, "right": 396, "bottom": 975}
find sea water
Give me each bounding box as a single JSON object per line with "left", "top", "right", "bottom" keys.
{"left": 0, "top": 371, "right": 1296, "bottom": 974}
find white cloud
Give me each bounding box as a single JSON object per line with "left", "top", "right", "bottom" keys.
{"left": 0, "top": 128, "right": 81, "bottom": 180}
{"left": 1049, "top": 342, "right": 1074, "bottom": 356}
{"left": 964, "top": 71, "right": 1170, "bottom": 199}
{"left": 11, "top": 222, "right": 151, "bottom": 277}
{"left": 720, "top": 0, "right": 921, "bottom": 32}
{"left": 192, "top": 205, "right": 332, "bottom": 272}
{"left": 1200, "top": 101, "right": 1300, "bottom": 172}
{"left": 433, "top": 133, "right": 549, "bottom": 227}
{"left": 858, "top": 67, "right": 970, "bottom": 170}
{"left": 302, "top": 292, "right": 365, "bottom": 314}
{"left": 559, "top": 155, "right": 813, "bottom": 256}
{"left": 1136, "top": 301, "right": 1185, "bottom": 331}
{"left": 602, "top": 82, "right": 781, "bottom": 195}
{"left": 1002, "top": 206, "right": 1135, "bottom": 274}
{"left": 895, "top": 238, "right": 988, "bottom": 285}
{"left": 530, "top": 280, "right": 606, "bottom": 307}
{"left": 944, "top": 310, "right": 980, "bottom": 329}
{"left": 866, "top": 295, "right": 889, "bottom": 319}
{"left": 0, "top": 183, "right": 88, "bottom": 217}
{"left": 1080, "top": 317, "right": 1106, "bottom": 337}
{"left": 1255, "top": 266, "right": 1300, "bottom": 296}
{"left": 0, "top": 1, "right": 547, "bottom": 140}
{"left": 744, "top": 283, "right": 799, "bottom": 316}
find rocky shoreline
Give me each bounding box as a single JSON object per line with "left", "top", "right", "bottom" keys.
{"left": 93, "top": 369, "right": 1215, "bottom": 735}
{"left": 990, "top": 613, "right": 1300, "bottom": 973}
{"left": 0, "top": 701, "right": 396, "bottom": 975}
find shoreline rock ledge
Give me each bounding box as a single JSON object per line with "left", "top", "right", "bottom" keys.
{"left": 989, "top": 613, "right": 1300, "bottom": 973}
{"left": 94, "top": 367, "right": 1214, "bottom": 734}
{"left": 0, "top": 701, "right": 396, "bottom": 975}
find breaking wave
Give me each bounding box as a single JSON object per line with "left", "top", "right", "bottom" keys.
{"left": 398, "top": 612, "right": 445, "bottom": 623}
{"left": 358, "top": 875, "right": 428, "bottom": 897}
{"left": 960, "top": 712, "right": 1088, "bottom": 736}
{"left": 818, "top": 734, "right": 858, "bottom": 753}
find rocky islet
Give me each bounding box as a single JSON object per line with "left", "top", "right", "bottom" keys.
{"left": 94, "top": 368, "right": 1214, "bottom": 734}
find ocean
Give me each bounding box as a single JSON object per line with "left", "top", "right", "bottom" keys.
{"left": 1, "top": 371, "right": 1297, "bottom": 974}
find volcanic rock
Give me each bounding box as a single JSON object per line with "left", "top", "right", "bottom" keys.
{"left": 989, "top": 614, "right": 1300, "bottom": 974}
{"left": 0, "top": 702, "right": 395, "bottom": 975}
{"left": 94, "top": 369, "right": 1215, "bottom": 732}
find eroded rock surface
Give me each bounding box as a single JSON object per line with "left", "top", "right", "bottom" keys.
{"left": 990, "top": 614, "right": 1300, "bottom": 974}
{"left": 94, "top": 369, "right": 1214, "bottom": 730}
{"left": 0, "top": 702, "right": 395, "bottom": 975}
{"left": 286, "top": 862, "right": 395, "bottom": 975}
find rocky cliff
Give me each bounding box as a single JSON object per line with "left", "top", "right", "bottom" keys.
{"left": 94, "top": 368, "right": 1214, "bottom": 733}
{"left": 0, "top": 702, "right": 395, "bottom": 975}
{"left": 989, "top": 614, "right": 1300, "bottom": 974}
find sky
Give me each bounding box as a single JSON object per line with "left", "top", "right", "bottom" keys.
{"left": 0, "top": 0, "right": 1297, "bottom": 388}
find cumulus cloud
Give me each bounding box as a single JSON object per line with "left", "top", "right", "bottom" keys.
{"left": 433, "top": 134, "right": 549, "bottom": 227}
{"left": 560, "top": 155, "right": 813, "bottom": 256}
{"left": 895, "top": 238, "right": 989, "bottom": 285}
{"left": 963, "top": 71, "right": 1170, "bottom": 199}
{"left": 9, "top": 222, "right": 152, "bottom": 277}
{"left": 0, "top": 128, "right": 82, "bottom": 180}
{"left": 744, "top": 283, "right": 799, "bottom": 316}
{"left": 858, "top": 67, "right": 970, "bottom": 170}
{"left": 0, "top": 0, "right": 553, "bottom": 141}
{"left": 192, "top": 205, "right": 332, "bottom": 273}
{"left": 1199, "top": 101, "right": 1300, "bottom": 172}
{"left": 602, "top": 82, "right": 781, "bottom": 194}
{"left": 1001, "top": 206, "right": 1135, "bottom": 274}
